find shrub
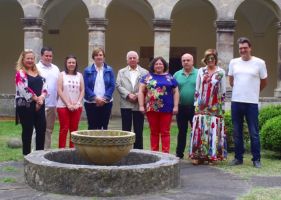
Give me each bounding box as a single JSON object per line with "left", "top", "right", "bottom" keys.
{"left": 259, "top": 105, "right": 281, "bottom": 130}
{"left": 261, "top": 115, "right": 281, "bottom": 152}
{"left": 224, "top": 111, "right": 249, "bottom": 152}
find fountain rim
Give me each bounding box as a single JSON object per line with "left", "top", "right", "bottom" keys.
{"left": 71, "top": 129, "right": 136, "bottom": 138}
{"left": 24, "top": 149, "right": 179, "bottom": 170}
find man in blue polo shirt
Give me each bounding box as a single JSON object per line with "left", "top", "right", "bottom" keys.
{"left": 173, "top": 53, "right": 198, "bottom": 159}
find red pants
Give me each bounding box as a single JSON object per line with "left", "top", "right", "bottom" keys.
{"left": 146, "top": 111, "right": 173, "bottom": 153}
{"left": 57, "top": 107, "right": 82, "bottom": 148}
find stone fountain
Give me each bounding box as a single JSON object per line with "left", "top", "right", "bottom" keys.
{"left": 24, "top": 130, "right": 180, "bottom": 197}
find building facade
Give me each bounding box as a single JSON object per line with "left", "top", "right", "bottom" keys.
{"left": 1, "top": 0, "right": 281, "bottom": 116}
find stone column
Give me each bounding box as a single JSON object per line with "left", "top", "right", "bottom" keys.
{"left": 215, "top": 20, "right": 236, "bottom": 100}
{"left": 21, "top": 18, "right": 44, "bottom": 61}
{"left": 215, "top": 20, "right": 237, "bottom": 71}
{"left": 153, "top": 19, "right": 173, "bottom": 62}
{"left": 274, "top": 22, "right": 281, "bottom": 97}
{"left": 86, "top": 18, "right": 108, "bottom": 65}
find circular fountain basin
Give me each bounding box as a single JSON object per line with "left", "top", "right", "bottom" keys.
{"left": 24, "top": 149, "right": 180, "bottom": 197}
{"left": 71, "top": 130, "right": 135, "bottom": 165}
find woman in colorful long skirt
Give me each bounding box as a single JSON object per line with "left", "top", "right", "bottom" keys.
{"left": 189, "top": 49, "right": 227, "bottom": 165}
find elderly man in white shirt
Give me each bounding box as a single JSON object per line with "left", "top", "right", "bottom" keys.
{"left": 116, "top": 51, "right": 148, "bottom": 149}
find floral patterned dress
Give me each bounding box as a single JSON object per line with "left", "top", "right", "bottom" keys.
{"left": 141, "top": 73, "right": 178, "bottom": 113}
{"left": 189, "top": 66, "right": 227, "bottom": 161}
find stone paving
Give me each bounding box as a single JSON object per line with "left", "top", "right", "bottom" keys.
{"left": 1, "top": 117, "right": 281, "bottom": 199}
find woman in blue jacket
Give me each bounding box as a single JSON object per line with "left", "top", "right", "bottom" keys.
{"left": 84, "top": 48, "right": 115, "bottom": 130}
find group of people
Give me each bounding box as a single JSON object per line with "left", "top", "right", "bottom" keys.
{"left": 15, "top": 37, "right": 267, "bottom": 168}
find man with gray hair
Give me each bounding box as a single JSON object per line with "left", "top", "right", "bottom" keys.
{"left": 116, "top": 51, "right": 148, "bottom": 149}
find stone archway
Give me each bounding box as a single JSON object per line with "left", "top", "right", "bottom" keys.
{"left": 170, "top": 0, "right": 217, "bottom": 73}
{"left": 41, "top": 0, "right": 89, "bottom": 70}
{"left": 0, "top": 0, "right": 24, "bottom": 94}
{"left": 235, "top": 0, "right": 279, "bottom": 97}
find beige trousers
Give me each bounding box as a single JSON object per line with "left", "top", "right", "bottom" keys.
{"left": 44, "top": 107, "right": 56, "bottom": 149}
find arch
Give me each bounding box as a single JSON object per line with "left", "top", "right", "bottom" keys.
{"left": 105, "top": 0, "right": 154, "bottom": 115}
{"left": 41, "top": 0, "right": 89, "bottom": 70}
{"left": 147, "top": 0, "right": 178, "bottom": 19}
{"left": 0, "top": 0, "right": 24, "bottom": 93}
{"left": 170, "top": 0, "right": 217, "bottom": 72}
{"left": 41, "top": 0, "right": 89, "bottom": 28}
{"left": 234, "top": 0, "right": 279, "bottom": 97}
{"left": 106, "top": 0, "right": 154, "bottom": 28}
{"left": 17, "top": 0, "right": 43, "bottom": 18}
{"left": 81, "top": 0, "right": 112, "bottom": 18}
{"left": 172, "top": 0, "right": 217, "bottom": 20}
{"left": 208, "top": 0, "right": 243, "bottom": 20}
{"left": 235, "top": 0, "right": 280, "bottom": 22}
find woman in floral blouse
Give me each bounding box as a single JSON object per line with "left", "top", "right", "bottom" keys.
{"left": 15, "top": 49, "right": 47, "bottom": 155}
{"left": 138, "top": 56, "right": 179, "bottom": 153}
{"left": 189, "top": 49, "right": 227, "bottom": 164}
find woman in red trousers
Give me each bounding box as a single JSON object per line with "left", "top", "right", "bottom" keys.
{"left": 57, "top": 55, "right": 84, "bottom": 148}
{"left": 138, "top": 57, "right": 179, "bottom": 153}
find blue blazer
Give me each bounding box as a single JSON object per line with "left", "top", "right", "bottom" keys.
{"left": 83, "top": 63, "right": 115, "bottom": 102}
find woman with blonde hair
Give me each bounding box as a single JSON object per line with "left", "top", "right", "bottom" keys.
{"left": 189, "top": 49, "right": 227, "bottom": 164}
{"left": 15, "top": 49, "right": 47, "bottom": 155}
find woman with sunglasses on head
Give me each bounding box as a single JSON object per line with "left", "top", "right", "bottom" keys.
{"left": 57, "top": 55, "right": 84, "bottom": 148}
{"left": 189, "top": 49, "right": 227, "bottom": 165}
{"left": 15, "top": 49, "right": 47, "bottom": 155}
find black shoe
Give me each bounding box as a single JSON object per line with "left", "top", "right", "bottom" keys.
{"left": 229, "top": 158, "right": 243, "bottom": 166}
{"left": 253, "top": 160, "right": 261, "bottom": 168}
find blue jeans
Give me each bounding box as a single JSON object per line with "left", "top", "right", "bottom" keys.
{"left": 231, "top": 102, "right": 260, "bottom": 161}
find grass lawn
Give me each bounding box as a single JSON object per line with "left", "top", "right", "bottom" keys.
{"left": 0, "top": 120, "right": 179, "bottom": 162}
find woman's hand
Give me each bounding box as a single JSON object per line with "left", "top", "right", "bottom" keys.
{"left": 173, "top": 106, "right": 178, "bottom": 115}
{"left": 95, "top": 97, "right": 106, "bottom": 107}
{"left": 67, "top": 104, "right": 74, "bottom": 111}
{"left": 139, "top": 106, "right": 145, "bottom": 114}
{"left": 73, "top": 102, "right": 81, "bottom": 110}
{"left": 35, "top": 103, "right": 41, "bottom": 111}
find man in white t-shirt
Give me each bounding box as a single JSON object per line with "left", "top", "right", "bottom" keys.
{"left": 36, "top": 47, "right": 60, "bottom": 149}
{"left": 228, "top": 37, "right": 267, "bottom": 168}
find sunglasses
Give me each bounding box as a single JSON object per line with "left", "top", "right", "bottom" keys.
{"left": 206, "top": 55, "right": 216, "bottom": 62}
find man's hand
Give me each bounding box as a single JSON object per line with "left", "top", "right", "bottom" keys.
{"left": 127, "top": 93, "right": 138, "bottom": 103}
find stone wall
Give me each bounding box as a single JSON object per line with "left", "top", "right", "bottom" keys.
{"left": 0, "top": 94, "right": 15, "bottom": 117}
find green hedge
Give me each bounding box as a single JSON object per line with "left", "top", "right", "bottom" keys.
{"left": 260, "top": 115, "right": 281, "bottom": 152}
{"left": 224, "top": 111, "right": 249, "bottom": 152}
{"left": 259, "top": 105, "right": 281, "bottom": 129}
{"left": 224, "top": 105, "right": 281, "bottom": 153}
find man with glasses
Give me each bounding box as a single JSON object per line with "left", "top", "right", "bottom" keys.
{"left": 173, "top": 53, "right": 198, "bottom": 159}
{"left": 228, "top": 37, "right": 267, "bottom": 168}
